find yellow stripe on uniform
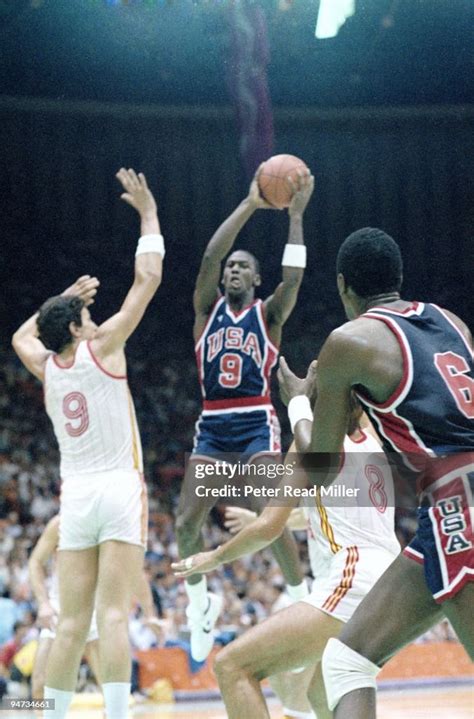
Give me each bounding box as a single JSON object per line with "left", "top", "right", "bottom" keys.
{"left": 322, "top": 546, "right": 359, "bottom": 613}
{"left": 127, "top": 387, "right": 141, "bottom": 472}
{"left": 316, "top": 488, "right": 342, "bottom": 554}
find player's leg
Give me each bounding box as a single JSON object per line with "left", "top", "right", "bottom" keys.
{"left": 306, "top": 662, "right": 331, "bottom": 719}
{"left": 176, "top": 458, "right": 218, "bottom": 576}
{"left": 214, "top": 601, "right": 342, "bottom": 719}
{"left": 95, "top": 539, "right": 143, "bottom": 717}
{"left": 31, "top": 637, "right": 53, "bottom": 700}
{"left": 176, "top": 458, "right": 222, "bottom": 660}
{"left": 83, "top": 639, "right": 101, "bottom": 686}
{"left": 44, "top": 547, "right": 98, "bottom": 717}
{"left": 441, "top": 582, "right": 474, "bottom": 659}
{"left": 247, "top": 453, "right": 307, "bottom": 595}
{"left": 269, "top": 666, "right": 316, "bottom": 719}
{"left": 322, "top": 554, "right": 443, "bottom": 719}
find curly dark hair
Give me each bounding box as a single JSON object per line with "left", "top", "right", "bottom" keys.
{"left": 336, "top": 227, "right": 403, "bottom": 299}
{"left": 37, "top": 296, "right": 85, "bottom": 354}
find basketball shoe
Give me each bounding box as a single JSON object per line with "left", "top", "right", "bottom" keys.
{"left": 187, "top": 592, "right": 223, "bottom": 662}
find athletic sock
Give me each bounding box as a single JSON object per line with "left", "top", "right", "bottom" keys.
{"left": 185, "top": 577, "right": 208, "bottom": 614}
{"left": 44, "top": 687, "right": 74, "bottom": 719}
{"left": 287, "top": 579, "right": 309, "bottom": 601}
{"left": 102, "top": 682, "right": 131, "bottom": 719}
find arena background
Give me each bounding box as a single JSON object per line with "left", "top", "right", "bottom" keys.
{"left": 0, "top": 1, "right": 473, "bottom": 716}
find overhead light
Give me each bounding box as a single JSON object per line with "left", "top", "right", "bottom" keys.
{"left": 315, "top": 0, "right": 355, "bottom": 39}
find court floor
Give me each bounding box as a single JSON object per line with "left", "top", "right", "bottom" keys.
{"left": 2, "top": 685, "right": 472, "bottom": 718}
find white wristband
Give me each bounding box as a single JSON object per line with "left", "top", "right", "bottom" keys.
{"left": 282, "top": 244, "right": 306, "bottom": 268}
{"left": 288, "top": 395, "right": 313, "bottom": 433}
{"left": 136, "top": 234, "right": 165, "bottom": 258}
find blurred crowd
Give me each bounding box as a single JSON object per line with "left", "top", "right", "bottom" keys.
{"left": 0, "top": 346, "right": 458, "bottom": 693}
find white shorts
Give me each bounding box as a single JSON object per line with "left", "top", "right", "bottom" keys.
{"left": 302, "top": 546, "right": 398, "bottom": 623}
{"left": 58, "top": 469, "right": 148, "bottom": 551}
{"left": 39, "top": 599, "right": 99, "bottom": 643}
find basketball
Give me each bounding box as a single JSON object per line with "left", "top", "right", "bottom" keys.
{"left": 258, "top": 154, "right": 309, "bottom": 209}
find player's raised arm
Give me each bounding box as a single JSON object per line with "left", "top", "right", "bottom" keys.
{"left": 263, "top": 171, "right": 314, "bottom": 342}
{"left": 193, "top": 165, "right": 276, "bottom": 320}
{"left": 92, "top": 169, "right": 163, "bottom": 357}
{"left": 12, "top": 275, "right": 100, "bottom": 381}
{"left": 28, "top": 516, "right": 60, "bottom": 630}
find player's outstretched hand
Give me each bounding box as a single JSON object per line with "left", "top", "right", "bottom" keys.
{"left": 116, "top": 168, "right": 157, "bottom": 218}
{"left": 62, "top": 275, "right": 100, "bottom": 306}
{"left": 247, "top": 163, "right": 281, "bottom": 210}
{"left": 224, "top": 506, "right": 257, "bottom": 534}
{"left": 172, "top": 550, "right": 221, "bottom": 578}
{"left": 288, "top": 169, "right": 314, "bottom": 217}
{"left": 278, "top": 357, "right": 317, "bottom": 406}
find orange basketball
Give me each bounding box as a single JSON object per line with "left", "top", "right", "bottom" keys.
{"left": 258, "top": 154, "right": 309, "bottom": 209}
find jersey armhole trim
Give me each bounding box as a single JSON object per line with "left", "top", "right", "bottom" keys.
{"left": 194, "top": 295, "right": 224, "bottom": 350}
{"left": 355, "top": 314, "right": 413, "bottom": 412}
{"left": 87, "top": 341, "right": 127, "bottom": 380}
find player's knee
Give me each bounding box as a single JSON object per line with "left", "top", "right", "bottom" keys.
{"left": 321, "top": 638, "right": 380, "bottom": 711}
{"left": 97, "top": 606, "right": 128, "bottom": 634}
{"left": 214, "top": 646, "right": 242, "bottom": 684}
{"left": 57, "top": 615, "right": 91, "bottom": 645}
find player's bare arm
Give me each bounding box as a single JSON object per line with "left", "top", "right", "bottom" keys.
{"left": 278, "top": 357, "right": 317, "bottom": 454}
{"left": 193, "top": 166, "right": 276, "bottom": 338}
{"left": 91, "top": 169, "right": 163, "bottom": 367}
{"left": 172, "top": 500, "right": 299, "bottom": 578}
{"left": 28, "top": 516, "right": 60, "bottom": 630}
{"left": 263, "top": 171, "right": 314, "bottom": 345}
{"left": 225, "top": 504, "right": 307, "bottom": 533}
{"left": 12, "top": 275, "right": 100, "bottom": 381}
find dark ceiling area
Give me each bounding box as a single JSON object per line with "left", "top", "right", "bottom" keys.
{"left": 1, "top": 0, "right": 473, "bottom": 108}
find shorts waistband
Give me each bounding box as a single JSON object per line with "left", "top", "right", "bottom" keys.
{"left": 202, "top": 395, "right": 272, "bottom": 411}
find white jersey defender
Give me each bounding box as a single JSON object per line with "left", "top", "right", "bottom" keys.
{"left": 303, "top": 429, "right": 400, "bottom": 621}
{"left": 44, "top": 340, "right": 143, "bottom": 477}
{"left": 44, "top": 340, "right": 147, "bottom": 551}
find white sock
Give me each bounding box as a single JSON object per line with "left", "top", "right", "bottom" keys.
{"left": 44, "top": 687, "right": 74, "bottom": 719}
{"left": 185, "top": 577, "right": 208, "bottom": 613}
{"left": 102, "top": 682, "right": 131, "bottom": 719}
{"left": 282, "top": 709, "right": 315, "bottom": 719}
{"left": 287, "top": 579, "right": 309, "bottom": 601}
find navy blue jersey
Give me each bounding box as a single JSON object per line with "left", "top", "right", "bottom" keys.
{"left": 195, "top": 296, "right": 278, "bottom": 411}
{"left": 355, "top": 302, "right": 474, "bottom": 457}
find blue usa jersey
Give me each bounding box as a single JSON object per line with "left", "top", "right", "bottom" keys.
{"left": 195, "top": 296, "right": 279, "bottom": 411}
{"left": 355, "top": 302, "right": 474, "bottom": 457}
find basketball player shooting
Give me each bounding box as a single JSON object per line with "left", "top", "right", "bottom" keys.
{"left": 175, "top": 164, "right": 314, "bottom": 662}
{"left": 12, "top": 168, "right": 164, "bottom": 719}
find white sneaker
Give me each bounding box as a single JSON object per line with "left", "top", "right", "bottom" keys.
{"left": 187, "top": 592, "right": 223, "bottom": 662}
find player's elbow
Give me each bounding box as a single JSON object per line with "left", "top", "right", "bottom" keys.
{"left": 136, "top": 265, "right": 162, "bottom": 288}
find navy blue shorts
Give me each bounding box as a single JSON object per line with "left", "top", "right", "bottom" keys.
{"left": 404, "top": 459, "right": 474, "bottom": 603}
{"left": 192, "top": 408, "right": 281, "bottom": 463}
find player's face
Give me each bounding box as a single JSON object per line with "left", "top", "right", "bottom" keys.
{"left": 222, "top": 253, "right": 260, "bottom": 295}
